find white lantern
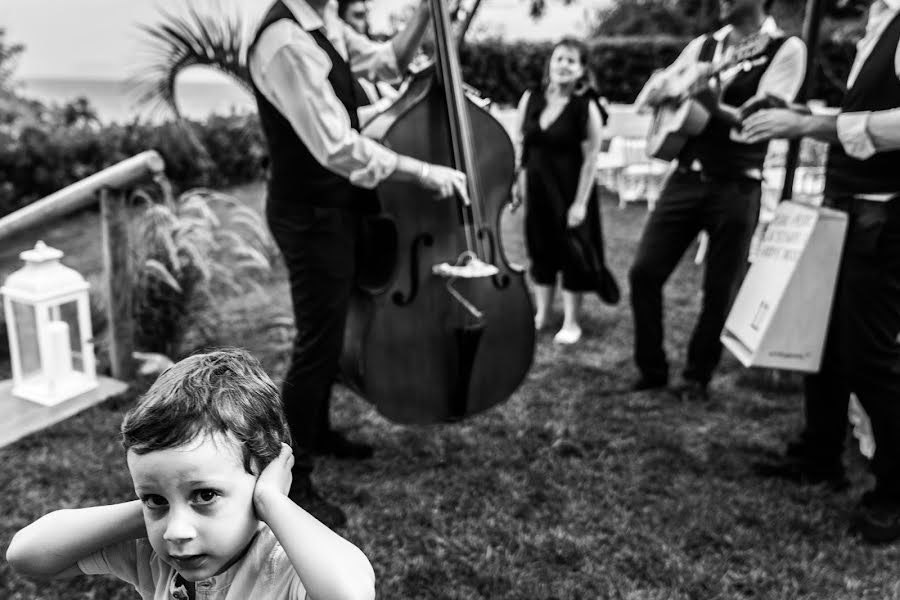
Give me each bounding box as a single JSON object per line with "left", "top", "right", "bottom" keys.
{"left": 1, "top": 241, "right": 98, "bottom": 406}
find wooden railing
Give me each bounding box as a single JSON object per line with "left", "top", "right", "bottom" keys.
{"left": 0, "top": 150, "right": 167, "bottom": 380}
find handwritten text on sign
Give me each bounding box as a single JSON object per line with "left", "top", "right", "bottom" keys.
{"left": 757, "top": 211, "right": 817, "bottom": 262}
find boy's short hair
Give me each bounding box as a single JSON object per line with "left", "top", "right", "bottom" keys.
{"left": 122, "top": 348, "right": 291, "bottom": 473}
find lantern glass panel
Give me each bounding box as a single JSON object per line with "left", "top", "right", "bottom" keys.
{"left": 58, "top": 300, "right": 83, "bottom": 372}
{"left": 11, "top": 300, "right": 41, "bottom": 378}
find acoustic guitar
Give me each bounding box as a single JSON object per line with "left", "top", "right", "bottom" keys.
{"left": 646, "top": 33, "right": 772, "bottom": 161}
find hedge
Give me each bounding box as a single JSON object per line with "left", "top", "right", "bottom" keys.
{"left": 461, "top": 36, "right": 855, "bottom": 106}
{"left": 0, "top": 36, "right": 856, "bottom": 216}
{"left": 0, "top": 113, "right": 267, "bottom": 216}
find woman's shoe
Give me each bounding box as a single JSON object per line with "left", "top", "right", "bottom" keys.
{"left": 553, "top": 325, "right": 582, "bottom": 344}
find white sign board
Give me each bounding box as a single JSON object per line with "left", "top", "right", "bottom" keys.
{"left": 722, "top": 201, "right": 847, "bottom": 372}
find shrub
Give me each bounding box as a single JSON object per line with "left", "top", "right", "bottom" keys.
{"left": 460, "top": 36, "right": 856, "bottom": 107}
{"left": 0, "top": 36, "right": 856, "bottom": 219}
{"left": 131, "top": 187, "right": 278, "bottom": 359}
{"left": 0, "top": 113, "right": 266, "bottom": 217}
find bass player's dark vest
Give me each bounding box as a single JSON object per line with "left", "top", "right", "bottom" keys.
{"left": 825, "top": 10, "right": 900, "bottom": 197}
{"left": 678, "top": 32, "right": 790, "bottom": 177}
{"left": 249, "top": 1, "right": 377, "bottom": 214}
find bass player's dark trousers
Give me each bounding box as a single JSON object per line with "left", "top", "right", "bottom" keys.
{"left": 267, "top": 202, "right": 361, "bottom": 477}
{"left": 801, "top": 195, "right": 900, "bottom": 500}
{"left": 629, "top": 169, "right": 761, "bottom": 385}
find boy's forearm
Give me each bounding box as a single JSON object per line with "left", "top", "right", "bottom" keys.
{"left": 256, "top": 492, "right": 375, "bottom": 600}
{"left": 7, "top": 500, "right": 146, "bottom": 578}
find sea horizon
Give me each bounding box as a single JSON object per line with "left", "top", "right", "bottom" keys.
{"left": 16, "top": 76, "right": 257, "bottom": 125}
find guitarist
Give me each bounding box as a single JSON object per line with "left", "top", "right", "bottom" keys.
{"left": 628, "top": 0, "right": 806, "bottom": 401}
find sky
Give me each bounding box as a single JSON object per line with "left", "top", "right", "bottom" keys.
{"left": 1, "top": 0, "right": 603, "bottom": 82}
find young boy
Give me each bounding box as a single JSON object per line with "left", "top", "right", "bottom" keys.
{"left": 6, "top": 348, "right": 376, "bottom": 600}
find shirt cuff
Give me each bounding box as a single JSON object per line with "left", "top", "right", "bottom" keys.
{"left": 77, "top": 552, "right": 107, "bottom": 575}
{"left": 348, "top": 141, "right": 399, "bottom": 189}
{"left": 837, "top": 112, "right": 877, "bottom": 160}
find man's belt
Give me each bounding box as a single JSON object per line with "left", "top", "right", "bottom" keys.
{"left": 676, "top": 159, "right": 762, "bottom": 181}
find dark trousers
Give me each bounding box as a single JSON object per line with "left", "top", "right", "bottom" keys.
{"left": 802, "top": 196, "right": 900, "bottom": 499}
{"left": 267, "top": 203, "right": 360, "bottom": 477}
{"left": 629, "top": 170, "right": 761, "bottom": 384}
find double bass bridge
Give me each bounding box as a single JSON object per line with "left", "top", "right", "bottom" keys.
{"left": 431, "top": 254, "right": 498, "bottom": 279}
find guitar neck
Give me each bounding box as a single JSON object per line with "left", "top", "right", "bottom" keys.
{"left": 667, "top": 53, "right": 768, "bottom": 107}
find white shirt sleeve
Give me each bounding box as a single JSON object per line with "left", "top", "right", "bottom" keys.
{"left": 835, "top": 37, "right": 900, "bottom": 159}
{"left": 77, "top": 539, "right": 157, "bottom": 595}
{"left": 755, "top": 36, "right": 807, "bottom": 102}
{"left": 837, "top": 109, "right": 900, "bottom": 159}
{"left": 249, "top": 19, "right": 399, "bottom": 189}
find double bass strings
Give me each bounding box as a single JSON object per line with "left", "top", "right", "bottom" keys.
{"left": 431, "top": 0, "right": 491, "bottom": 265}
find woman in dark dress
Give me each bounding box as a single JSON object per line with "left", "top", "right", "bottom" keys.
{"left": 512, "top": 37, "right": 619, "bottom": 345}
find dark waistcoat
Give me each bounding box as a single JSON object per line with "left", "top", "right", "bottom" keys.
{"left": 678, "top": 32, "right": 790, "bottom": 177}
{"left": 825, "top": 10, "right": 900, "bottom": 197}
{"left": 249, "top": 1, "right": 376, "bottom": 214}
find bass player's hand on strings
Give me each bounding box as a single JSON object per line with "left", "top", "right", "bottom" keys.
{"left": 417, "top": 162, "right": 470, "bottom": 205}
{"left": 391, "top": 156, "right": 470, "bottom": 205}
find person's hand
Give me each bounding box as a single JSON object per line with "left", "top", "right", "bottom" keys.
{"left": 741, "top": 108, "right": 809, "bottom": 144}
{"left": 253, "top": 443, "right": 293, "bottom": 520}
{"left": 509, "top": 168, "right": 526, "bottom": 212}
{"left": 567, "top": 203, "right": 587, "bottom": 228}
{"left": 419, "top": 163, "right": 470, "bottom": 205}
{"left": 737, "top": 92, "right": 789, "bottom": 121}
{"left": 686, "top": 62, "right": 715, "bottom": 96}
{"left": 640, "top": 71, "right": 675, "bottom": 109}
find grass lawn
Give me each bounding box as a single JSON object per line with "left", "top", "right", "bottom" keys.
{"left": 1, "top": 181, "right": 899, "bottom": 600}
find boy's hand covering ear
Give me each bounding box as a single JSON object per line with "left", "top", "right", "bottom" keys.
{"left": 253, "top": 444, "right": 294, "bottom": 513}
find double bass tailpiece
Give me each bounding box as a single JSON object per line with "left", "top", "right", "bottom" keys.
{"left": 431, "top": 252, "right": 498, "bottom": 321}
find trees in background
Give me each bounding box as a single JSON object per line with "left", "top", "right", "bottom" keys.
{"left": 0, "top": 28, "right": 24, "bottom": 93}
{"left": 590, "top": 0, "right": 802, "bottom": 37}
{"left": 589, "top": 0, "right": 870, "bottom": 38}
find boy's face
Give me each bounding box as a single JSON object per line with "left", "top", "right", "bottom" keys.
{"left": 127, "top": 431, "right": 259, "bottom": 582}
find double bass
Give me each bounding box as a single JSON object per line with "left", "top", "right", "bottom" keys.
{"left": 339, "top": 0, "right": 535, "bottom": 424}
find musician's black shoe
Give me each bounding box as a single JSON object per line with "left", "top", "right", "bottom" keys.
{"left": 753, "top": 454, "right": 849, "bottom": 491}
{"left": 669, "top": 378, "right": 709, "bottom": 403}
{"left": 630, "top": 375, "right": 668, "bottom": 392}
{"left": 851, "top": 489, "right": 900, "bottom": 545}
{"left": 313, "top": 431, "right": 374, "bottom": 460}
{"left": 288, "top": 478, "right": 347, "bottom": 530}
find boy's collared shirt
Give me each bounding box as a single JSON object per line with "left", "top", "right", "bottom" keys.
{"left": 836, "top": 0, "right": 900, "bottom": 161}
{"left": 249, "top": 0, "right": 402, "bottom": 189}
{"left": 78, "top": 524, "right": 308, "bottom": 599}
